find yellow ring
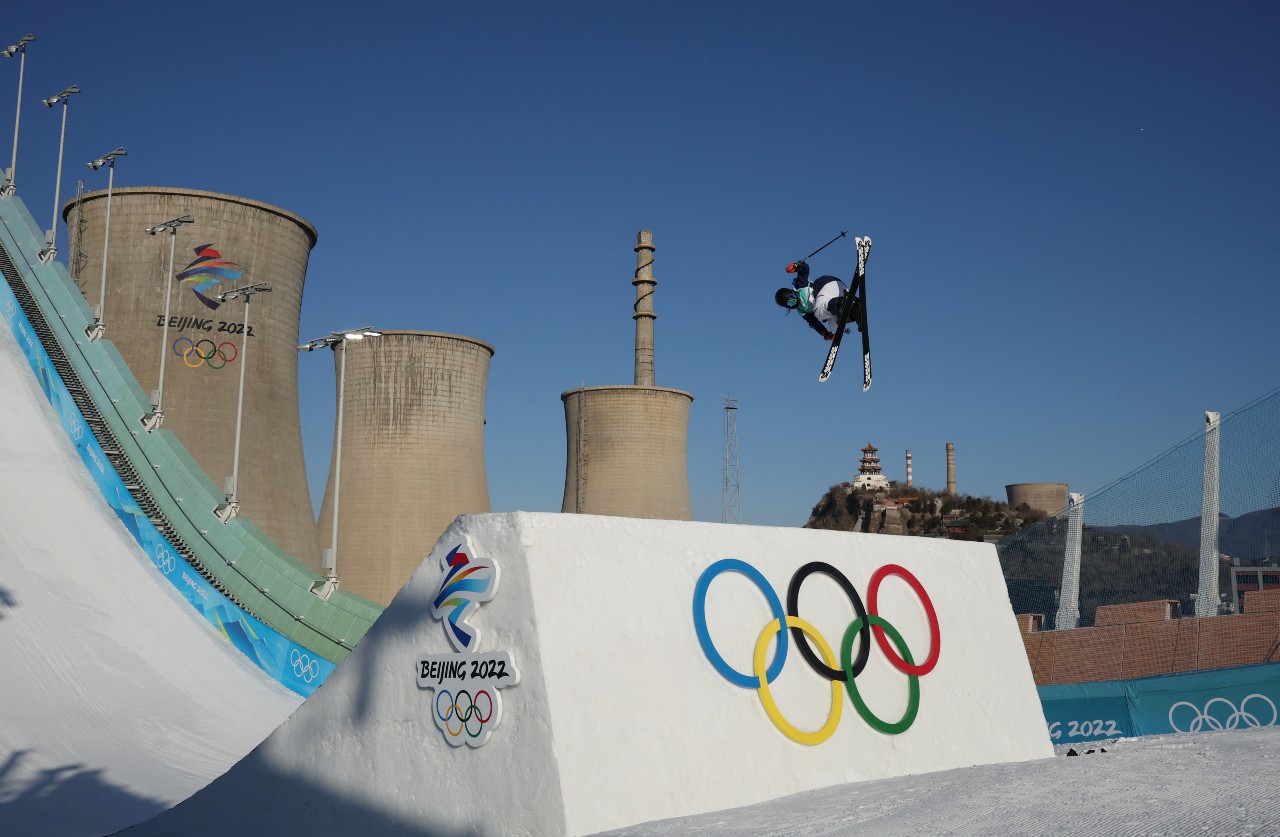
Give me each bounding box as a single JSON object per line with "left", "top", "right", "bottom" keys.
{"left": 753, "top": 615, "right": 843, "bottom": 746}
{"left": 182, "top": 346, "right": 204, "bottom": 368}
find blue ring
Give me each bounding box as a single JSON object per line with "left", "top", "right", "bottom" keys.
{"left": 693, "top": 558, "right": 788, "bottom": 687}
{"left": 435, "top": 688, "right": 454, "bottom": 722}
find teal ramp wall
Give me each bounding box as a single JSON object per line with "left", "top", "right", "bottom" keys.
{"left": 1039, "top": 661, "right": 1280, "bottom": 744}
{"left": 0, "top": 240, "right": 338, "bottom": 695}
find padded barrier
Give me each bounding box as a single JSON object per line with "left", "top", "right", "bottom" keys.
{"left": 1039, "top": 660, "right": 1280, "bottom": 744}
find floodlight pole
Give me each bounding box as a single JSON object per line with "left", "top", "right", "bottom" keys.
{"left": 330, "top": 339, "right": 350, "bottom": 585}
{"left": 298, "top": 327, "right": 380, "bottom": 599}
{"left": 213, "top": 282, "right": 272, "bottom": 523}
{"left": 141, "top": 214, "right": 195, "bottom": 431}
{"left": 85, "top": 148, "right": 126, "bottom": 341}
{"left": 2, "top": 34, "right": 34, "bottom": 197}
{"left": 38, "top": 84, "right": 79, "bottom": 264}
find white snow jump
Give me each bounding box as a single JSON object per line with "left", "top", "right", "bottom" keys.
{"left": 130, "top": 511, "right": 1052, "bottom": 836}
{"left": 0, "top": 301, "right": 302, "bottom": 837}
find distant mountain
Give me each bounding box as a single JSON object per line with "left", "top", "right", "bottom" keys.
{"left": 1097, "top": 506, "right": 1280, "bottom": 563}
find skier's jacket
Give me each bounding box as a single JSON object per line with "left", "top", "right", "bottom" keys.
{"left": 792, "top": 262, "right": 846, "bottom": 337}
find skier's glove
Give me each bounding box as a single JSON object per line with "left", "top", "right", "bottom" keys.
{"left": 822, "top": 331, "right": 834, "bottom": 341}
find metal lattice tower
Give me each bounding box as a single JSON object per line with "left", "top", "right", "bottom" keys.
{"left": 722, "top": 395, "right": 741, "bottom": 523}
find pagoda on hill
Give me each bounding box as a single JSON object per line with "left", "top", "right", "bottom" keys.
{"left": 853, "top": 443, "right": 888, "bottom": 490}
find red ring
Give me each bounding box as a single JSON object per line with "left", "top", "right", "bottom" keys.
{"left": 867, "top": 564, "right": 940, "bottom": 676}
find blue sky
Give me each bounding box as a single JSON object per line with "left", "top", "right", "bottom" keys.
{"left": 6, "top": 1, "right": 1277, "bottom": 526}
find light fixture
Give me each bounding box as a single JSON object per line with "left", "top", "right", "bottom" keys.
{"left": 297, "top": 326, "right": 383, "bottom": 598}
{"left": 212, "top": 281, "right": 273, "bottom": 523}
{"left": 1, "top": 34, "right": 35, "bottom": 59}
{"left": 40, "top": 84, "right": 77, "bottom": 107}
{"left": 36, "top": 83, "right": 80, "bottom": 263}
{"left": 84, "top": 146, "right": 127, "bottom": 341}
{"left": 1, "top": 34, "right": 34, "bottom": 196}
{"left": 140, "top": 214, "right": 196, "bottom": 431}
{"left": 87, "top": 146, "right": 126, "bottom": 170}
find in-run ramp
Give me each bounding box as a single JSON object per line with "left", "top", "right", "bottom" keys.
{"left": 0, "top": 304, "right": 302, "bottom": 837}
{"left": 126, "top": 511, "right": 1051, "bottom": 836}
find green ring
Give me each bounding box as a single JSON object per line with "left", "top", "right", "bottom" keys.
{"left": 841, "top": 614, "right": 920, "bottom": 735}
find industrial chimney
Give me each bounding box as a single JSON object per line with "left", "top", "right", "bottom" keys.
{"left": 906, "top": 449, "right": 913, "bottom": 487}
{"left": 946, "top": 442, "right": 956, "bottom": 495}
{"left": 633, "top": 230, "right": 656, "bottom": 387}
{"left": 561, "top": 230, "right": 693, "bottom": 520}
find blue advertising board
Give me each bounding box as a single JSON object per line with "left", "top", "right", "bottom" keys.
{"left": 1039, "top": 662, "right": 1280, "bottom": 744}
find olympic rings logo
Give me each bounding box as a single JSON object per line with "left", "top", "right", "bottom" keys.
{"left": 693, "top": 559, "right": 941, "bottom": 745}
{"left": 172, "top": 337, "right": 238, "bottom": 370}
{"left": 290, "top": 648, "right": 321, "bottom": 683}
{"left": 1169, "top": 694, "right": 1277, "bottom": 734}
{"left": 435, "top": 688, "right": 495, "bottom": 740}
{"left": 154, "top": 545, "right": 177, "bottom": 575}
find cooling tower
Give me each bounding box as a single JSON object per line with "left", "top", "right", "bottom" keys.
{"left": 316, "top": 330, "right": 493, "bottom": 606}
{"left": 64, "top": 187, "right": 320, "bottom": 564}
{"left": 1005, "top": 483, "right": 1069, "bottom": 517}
{"left": 561, "top": 384, "right": 693, "bottom": 518}
{"left": 560, "top": 230, "right": 693, "bottom": 520}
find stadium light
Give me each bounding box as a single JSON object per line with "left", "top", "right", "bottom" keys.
{"left": 140, "top": 214, "right": 195, "bottom": 432}
{"left": 298, "top": 327, "right": 383, "bottom": 598}
{"left": 84, "top": 147, "right": 127, "bottom": 341}
{"left": 1, "top": 34, "right": 34, "bottom": 197}
{"left": 36, "top": 84, "right": 78, "bottom": 264}
{"left": 211, "top": 282, "right": 272, "bottom": 523}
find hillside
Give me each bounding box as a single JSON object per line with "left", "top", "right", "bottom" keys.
{"left": 804, "top": 481, "right": 1047, "bottom": 540}
{"left": 1099, "top": 505, "right": 1280, "bottom": 564}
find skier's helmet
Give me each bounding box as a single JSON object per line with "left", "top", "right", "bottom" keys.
{"left": 775, "top": 288, "right": 799, "bottom": 309}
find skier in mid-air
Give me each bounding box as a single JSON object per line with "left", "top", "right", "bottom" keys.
{"left": 774, "top": 259, "right": 861, "bottom": 341}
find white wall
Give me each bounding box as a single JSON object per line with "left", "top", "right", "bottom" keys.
{"left": 0, "top": 307, "right": 301, "bottom": 837}
{"left": 135, "top": 511, "right": 1051, "bottom": 836}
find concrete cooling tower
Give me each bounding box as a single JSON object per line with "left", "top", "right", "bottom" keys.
{"left": 315, "top": 331, "right": 494, "bottom": 606}
{"left": 1006, "top": 482, "right": 1069, "bottom": 517}
{"left": 65, "top": 187, "right": 320, "bottom": 564}
{"left": 561, "top": 230, "right": 693, "bottom": 519}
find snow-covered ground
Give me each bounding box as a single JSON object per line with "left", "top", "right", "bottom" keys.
{"left": 0, "top": 316, "right": 302, "bottom": 837}
{"left": 596, "top": 728, "right": 1280, "bottom": 837}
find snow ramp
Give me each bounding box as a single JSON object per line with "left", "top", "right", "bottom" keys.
{"left": 0, "top": 298, "right": 303, "bottom": 837}
{"left": 128, "top": 511, "right": 1052, "bottom": 836}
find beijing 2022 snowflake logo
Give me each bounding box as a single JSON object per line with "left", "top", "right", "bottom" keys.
{"left": 417, "top": 539, "right": 520, "bottom": 748}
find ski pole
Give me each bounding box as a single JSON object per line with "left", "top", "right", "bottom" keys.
{"left": 802, "top": 230, "right": 848, "bottom": 261}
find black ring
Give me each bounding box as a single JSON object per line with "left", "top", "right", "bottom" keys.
{"left": 786, "top": 561, "right": 870, "bottom": 681}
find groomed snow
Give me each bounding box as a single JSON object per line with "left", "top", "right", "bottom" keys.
{"left": 0, "top": 314, "right": 302, "bottom": 837}
{"left": 594, "top": 728, "right": 1280, "bottom": 836}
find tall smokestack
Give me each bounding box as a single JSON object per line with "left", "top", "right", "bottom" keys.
{"left": 906, "top": 449, "right": 913, "bottom": 487}
{"left": 946, "top": 442, "right": 956, "bottom": 495}
{"left": 560, "top": 229, "right": 692, "bottom": 520}
{"left": 633, "top": 230, "right": 656, "bottom": 386}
